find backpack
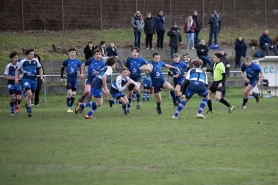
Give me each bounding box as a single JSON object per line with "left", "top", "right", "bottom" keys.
{"left": 254, "top": 50, "right": 265, "bottom": 57}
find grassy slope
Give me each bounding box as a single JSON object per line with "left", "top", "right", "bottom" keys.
{"left": 0, "top": 88, "right": 278, "bottom": 185}
{"left": 0, "top": 27, "right": 277, "bottom": 71}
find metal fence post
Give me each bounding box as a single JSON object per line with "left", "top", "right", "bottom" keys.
{"left": 265, "top": 0, "right": 266, "bottom": 26}
{"left": 234, "top": 0, "right": 236, "bottom": 29}
{"left": 202, "top": 0, "right": 204, "bottom": 29}
{"left": 100, "top": 0, "right": 102, "bottom": 30}
{"left": 61, "top": 0, "right": 64, "bottom": 31}
{"left": 21, "top": 0, "right": 24, "bottom": 31}
{"left": 170, "top": 0, "right": 172, "bottom": 27}
{"left": 44, "top": 76, "right": 47, "bottom": 106}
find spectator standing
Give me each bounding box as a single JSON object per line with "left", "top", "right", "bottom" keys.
{"left": 192, "top": 10, "right": 202, "bottom": 48}
{"left": 106, "top": 42, "right": 124, "bottom": 70}
{"left": 167, "top": 22, "right": 182, "bottom": 59}
{"left": 154, "top": 10, "right": 166, "bottom": 49}
{"left": 196, "top": 39, "right": 213, "bottom": 68}
{"left": 219, "top": 49, "right": 230, "bottom": 99}
{"left": 184, "top": 16, "right": 196, "bottom": 50}
{"left": 234, "top": 36, "right": 247, "bottom": 69}
{"left": 144, "top": 12, "right": 155, "bottom": 50}
{"left": 131, "top": 10, "right": 144, "bottom": 49}
{"left": 83, "top": 41, "right": 94, "bottom": 60}
{"left": 259, "top": 30, "right": 278, "bottom": 56}
{"left": 33, "top": 54, "right": 44, "bottom": 106}
{"left": 208, "top": 10, "right": 221, "bottom": 47}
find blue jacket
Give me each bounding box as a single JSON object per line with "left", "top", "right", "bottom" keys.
{"left": 106, "top": 46, "right": 118, "bottom": 57}
{"left": 234, "top": 39, "right": 247, "bottom": 56}
{"left": 259, "top": 33, "right": 273, "bottom": 48}
{"left": 208, "top": 14, "right": 221, "bottom": 31}
{"left": 154, "top": 14, "right": 166, "bottom": 31}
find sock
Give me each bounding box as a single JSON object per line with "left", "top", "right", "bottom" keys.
{"left": 79, "top": 95, "right": 86, "bottom": 102}
{"left": 10, "top": 102, "right": 15, "bottom": 113}
{"left": 170, "top": 91, "right": 176, "bottom": 105}
{"left": 136, "top": 94, "right": 140, "bottom": 102}
{"left": 114, "top": 100, "right": 121, "bottom": 104}
{"left": 221, "top": 94, "right": 226, "bottom": 99}
{"left": 219, "top": 98, "right": 231, "bottom": 107}
{"left": 142, "top": 91, "right": 147, "bottom": 99}
{"left": 176, "top": 96, "right": 180, "bottom": 103}
{"left": 70, "top": 97, "right": 75, "bottom": 107}
{"left": 174, "top": 100, "right": 187, "bottom": 117}
{"left": 122, "top": 104, "right": 127, "bottom": 113}
{"left": 207, "top": 99, "right": 212, "bottom": 111}
{"left": 157, "top": 102, "right": 161, "bottom": 107}
{"left": 128, "top": 98, "right": 132, "bottom": 104}
{"left": 242, "top": 98, "right": 248, "bottom": 106}
{"left": 67, "top": 98, "right": 71, "bottom": 107}
{"left": 146, "top": 92, "right": 150, "bottom": 100}
{"left": 85, "top": 102, "right": 92, "bottom": 107}
{"left": 128, "top": 103, "right": 130, "bottom": 109}
{"left": 87, "top": 102, "right": 97, "bottom": 116}
{"left": 197, "top": 98, "right": 208, "bottom": 114}
{"left": 252, "top": 91, "right": 258, "bottom": 97}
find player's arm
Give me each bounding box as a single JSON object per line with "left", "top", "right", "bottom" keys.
{"left": 14, "top": 68, "right": 20, "bottom": 84}
{"left": 80, "top": 63, "right": 85, "bottom": 79}
{"left": 165, "top": 64, "right": 180, "bottom": 73}
{"left": 139, "top": 65, "right": 151, "bottom": 72}
{"left": 39, "top": 67, "right": 44, "bottom": 83}
{"left": 4, "top": 66, "right": 14, "bottom": 80}
{"left": 181, "top": 69, "right": 191, "bottom": 94}
{"left": 257, "top": 70, "right": 264, "bottom": 86}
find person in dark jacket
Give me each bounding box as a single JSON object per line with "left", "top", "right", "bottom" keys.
{"left": 234, "top": 36, "right": 247, "bottom": 69}
{"left": 196, "top": 39, "right": 213, "bottom": 68}
{"left": 192, "top": 10, "right": 202, "bottom": 48}
{"left": 259, "top": 30, "right": 278, "bottom": 56}
{"left": 131, "top": 11, "right": 144, "bottom": 49}
{"left": 144, "top": 12, "right": 155, "bottom": 50}
{"left": 208, "top": 10, "right": 221, "bottom": 46}
{"left": 219, "top": 49, "right": 230, "bottom": 99}
{"left": 167, "top": 22, "right": 181, "bottom": 59}
{"left": 83, "top": 41, "right": 94, "bottom": 60}
{"left": 106, "top": 42, "right": 124, "bottom": 70}
{"left": 154, "top": 10, "right": 166, "bottom": 49}
{"left": 33, "top": 54, "right": 44, "bottom": 106}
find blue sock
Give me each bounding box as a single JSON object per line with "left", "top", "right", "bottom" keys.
{"left": 114, "top": 100, "right": 121, "bottom": 104}
{"left": 87, "top": 102, "right": 97, "bottom": 116}
{"left": 222, "top": 94, "right": 226, "bottom": 99}
{"left": 252, "top": 92, "right": 258, "bottom": 97}
{"left": 70, "top": 97, "right": 75, "bottom": 107}
{"left": 146, "top": 92, "right": 150, "bottom": 100}
{"left": 143, "top": 91, "right": 147, "bottom": 98}
{"left": 10, "top": 102, "right": 15, "bottom": 113}
{"left": 122, "top": 105, "right": 127, "bottom": 112}
{"left": 67, "top": 98, "right": 71, "bottom": 107}
{"left": 174, "top": 100, "right": 187, "bottom": 117}
{"left": 197, "top": 98, "right": 208, "bottom": 114}
{"left": 128, "top": 103, "right": 130, "bottom": 109}
{"left": 84, "top": 102, "right": 92, "bottom": 107}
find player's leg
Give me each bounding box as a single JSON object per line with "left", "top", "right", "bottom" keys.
{"left": 119, "top": 95, "right": 129, "bottom": 115}
{"left": 78, "top": 83, "right": 91, "bottom": 103}
{"left": 15, "top": 87, "right": 22, "bottom": 113}
{"left": 196, "top": 92, "right": 209, "bottom": 118}
{"left": 172, "top": 90, "right": 192, "bottom": 119}
{"left": 175, "top": 84, "right": 182, "bottom": 104}
{"left": 206, "top": 85, "right": 214, "bottom": 113}
{"left": 135, "top": 81, "right": 141, "bottom": 109}
{"left": 22, "top": 79, "right": 33, "bottom": 117}
{"left": 215, "top": 90, "right": 235, "bottom": 113}
{"left": 8, "top": 89, "right": 16, "bottom": 115}
{"left": 242, "top": 84, "right": 253, "bottom": 108}
{"left": 66, "top": 80, "right": 73, "bottom": 112}
{"left": 83, "top": 88, "right": 103, "bottom": 119}
{"left": 154, "top": 91, "right": 162, "bottom": 114}
{"left": 146, "top": 88, "right": 150, "bottom": 101}
{"left": 142, "top": 87, "right": 147, "bottom": 101}
{"left": 164, "top": 81, "right": 176, "bottom": 107}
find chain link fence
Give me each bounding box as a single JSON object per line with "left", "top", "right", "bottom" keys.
{"left": 1, "top": 0, "right": 277, "bottom": 31}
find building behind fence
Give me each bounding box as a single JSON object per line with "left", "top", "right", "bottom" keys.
{"left": 1, "top": 0, "right": 278, "bottom": 31}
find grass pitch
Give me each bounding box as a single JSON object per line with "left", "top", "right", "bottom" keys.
{"left": 0, "top": 88, "right": 278, "bottom": 185}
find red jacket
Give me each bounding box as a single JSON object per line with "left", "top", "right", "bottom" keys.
{"left": 184, "top": 20, "right": 196, "bottom": 33}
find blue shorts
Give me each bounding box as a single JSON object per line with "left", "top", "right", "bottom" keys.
{"left": 143, "top": 80, "right": 151, "bottom": 89}
{"left": 8, "top": 84, "right": 22, "bottom": 95}
{"left": 185, "top": 88, "right": 208, "bottom": 99}
{"left": 22, "top": 78, "right": 37, "bottom": 92}
{"left": 245, "top": 80, "right": 257, "bottom": 87}
{"left": 66, "top": 78, "right": 78, "bottom": 90}
{"left": 91, "top": 88, "right": 102, "bottom": 98}
{"left": 111, "top": 92, "right": 125, "bottom": 99}
{"left": 173, "top": 77, "right": 185, "bottom": 87}
{"left": 153, "top": 79, "right": 166, "bottom": 93}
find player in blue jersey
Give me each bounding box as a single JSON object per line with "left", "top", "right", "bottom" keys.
{"left": 241, "top": 56, "right": 263, "bottom": 109}
{"left": 4, "top": 51, "right": 23, "bottom": 115}
{"left": 77, "top": 57, "right": 117, "bottom": 119}
{"left": 146, "top": 52, "right": 180, "bottom": 114}
{"left": 60, "top": 48, "right": 82, "bottom": 112}
{"left": 172, "top": 59, "right": 209, "bottom": 119}
{"left": 168, "top": 53, "right": 188, "bottom": 106}
{"left": 75, "top": 49, "right": 105, "bottom": 114}
{"left": 125, "top": 47, "right": 150, "bottom": 109}
{"left": 141, "top": 73, "right": 152, "bottom": 101}
{"left": 109, "top": 68, "right": 139, "bottom": 115}
{"left": 15, "top": 49, "right": 44, "bottom": 117}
